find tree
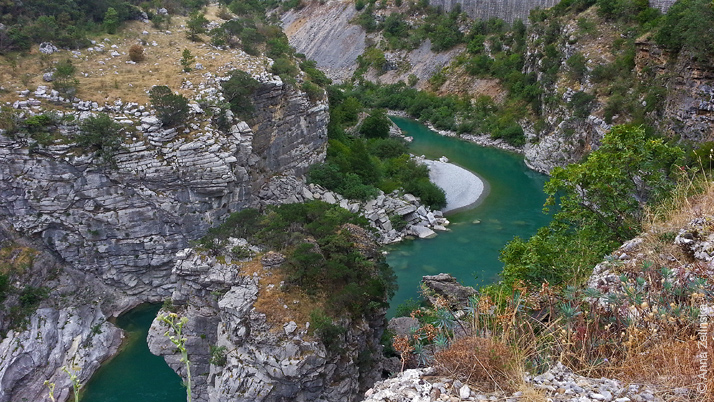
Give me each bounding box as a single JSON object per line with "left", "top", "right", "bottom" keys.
{"left": 53, "top": 59, "right": 78, "bottom": 99}
{"left": 186, "top": 11, "right": 208, "bottom": 41}
{"left": 103, "top": 7, "right": 120, "bottom": 34}
{"left": 77, "top": 113, "right": 125, "bottom": 166}
{"left": 221, "top": 69, "right": 260, "bottom": 118}
{"left": 501, "top": 125, "right": 684, "bottom": 286}
{"left": 359, "top": 109, "right": 391, "bottom": 139}
{"left": 180, "top": 49, "right": 195, "bottom": 72}
{"left": 149, "top": 85, "right": 189, "bottom": 127}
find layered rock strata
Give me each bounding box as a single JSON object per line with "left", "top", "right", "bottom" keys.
{"left": 0, "top": 71, "right": 328, "bottom": 401}
{"left": 148, "top": 229, "right": 388, "bottom": 402}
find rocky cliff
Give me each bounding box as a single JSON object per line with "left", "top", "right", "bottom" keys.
{"left": 522, "top": 13, "right": 714, "bottom": 173}
{"left": 427, "top": 0, "right": 559, "bottom": 24}
{"left": 147, "top": 229, "right": 388, "bottom": 402}
{"left": 0, "top": 66, "right": 328, "bottom": 401}
{"left": 281, "top": 0, "right": 462, "bottom": 86}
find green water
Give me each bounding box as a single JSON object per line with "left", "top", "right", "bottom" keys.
{"left": 81, "top": 303, "right": 185, "bottom": 402}
{"left": 387, "top": 117, "right": 551, "bottom": 313}
{"left": 78, "top": 118, "right": 550, "bottom": 399}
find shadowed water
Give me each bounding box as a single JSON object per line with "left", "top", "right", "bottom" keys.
{"left": 387, "top": 118, "right": 551, "bottom": 315}
{"left": 81, "top": 303, "right": 185, "bottom": 402}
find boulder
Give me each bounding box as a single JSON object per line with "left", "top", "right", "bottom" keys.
{"left": 421, "top": 273, "right": 477, "bottom": 309}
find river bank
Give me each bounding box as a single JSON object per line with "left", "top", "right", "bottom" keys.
{"left": 421, "top": 158, "right": 487, "bottom": 213}
{"left": 387, "top": 110, "right": 525, "bottom": 154}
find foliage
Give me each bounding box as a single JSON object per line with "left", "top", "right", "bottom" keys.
{"left": 209, "top": 345, "right": 227, "bottom": 366}
{"left": 198, "top": 201, "right": 396, "bottom": 319}
{"left": 566, "top": 52, "right": 588, "bottom": 82}
{"left": 302, "top": 81, "right": 323, "bottom": 102}
{"left": 149, "top": 85, "right": 189, "bottom": 127}
{"left": 158, "top": 313, "right": 192, "bottom": 402}
{"left": 53, "top": 59, "right": 79, "bottom": 99}
{"left": 570, "top": 91, "right": 596, "bottom": 118}
{"left": 359, "top": 109, "right": 391, "bottom": 139}
{"left": 270, "top": 57, "right": 298, "bottom": 80}
{"left": 300, "top": 60, "right": 332, "bottom": 87}
{"left": 77, "top": 113, "right": 125, "bottom": 166}
{"left": 221, "top": 69, "right": 260, "bottom": 119}
{"left": 501, "top": 125, "right": 684, "bottom": 286}
{"left": 128, "top": 44, "right": 145, "bottom": 62}
{"left": 186, "top": 11, "right": 208, "bottom": 41}
{"left": 180, "top": 49, "right": 195, "bottom": 72}
{"left": 309, "top": 309, "right": 347, "bottom": 353}
{"left": 103, "top": 7, "right": 120, "bottom": 34}
{"left": 654, "top": 0, "right": 714, "bottom": 63}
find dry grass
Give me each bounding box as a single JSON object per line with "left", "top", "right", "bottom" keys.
{"left": 245, "top": 256, "right": 324, "bottom": 331}
{"left": 610, "top": 336, "right": 714, "bottom": 401}
{"left": 0, "top": 4, "right": 269, "bottom": 106}
{"left": 0, "top": 242, "right": 38, "bottom": 275}
{"left": 434, "top": 336, "right": 519, "bottom": 393}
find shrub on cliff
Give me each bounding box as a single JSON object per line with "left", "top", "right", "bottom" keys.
{"left": 221, "top": 70, "right": 260, "bottom": 119}
{"left": 501, "top": 125, "right": 684, "bottom": 286}
{"left": 199, "top": 201, "right": 396, "bottom": 319}
{"left": 149, "top": 85, "right": 189, "bottom": 127}
{"left": 77, "top": 113, "right": 126, "bottom": 166}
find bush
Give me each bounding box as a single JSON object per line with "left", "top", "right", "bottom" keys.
{"left": 53, "top": 59, "right": 78, "bottom": 99}
{"left": 570, "top": 91, "right": 596, "bottom": 118}
{"left": 221, "top": 69, "right": 260, "bottom": 119}
{"left": 302, "top": 81, "right": 323, "bottom": 102}
{"left": 149, "top": 85, "right": 189, "bottom": 127}
{"left": 359, "top": 109, "right": 391, "bottom": 139}
{"left": 129, "top": 45, "right": 145, "bottom": 62}
{"left": 77, "top": 113, "right": 125, "bottom": 166}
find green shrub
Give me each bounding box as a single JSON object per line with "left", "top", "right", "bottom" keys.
{"left": 221, "top": 70, "right": 260, "bottom": 119}
{"left": 180, "top": 49, "right": 195, "bottom": 72}
{"left": 302, "top": 81, "right": 323, "bottom": 102}
{"left": 359, "top": 109, "right": 391, "bottom": 139}
{"left": 149, "top": 85, "right": 189, "bottom": 127}
{"left": 570, "top": 91, "right": 596, "bottom": 118}
{"left": 77, "top": 113, "right": 125, "bottom": 166}
{"left": 103, "top": 7, "right": 120, "bottom": 34}
{"left": 309, "top": 309, "right": 347, "bottom": 353}
{"left": 53, "top": 59, "right": 78, "bottom": 99}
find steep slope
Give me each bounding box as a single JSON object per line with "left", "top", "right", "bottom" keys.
{"left": 0, "top": 22, "right": 328, "bottom": 402}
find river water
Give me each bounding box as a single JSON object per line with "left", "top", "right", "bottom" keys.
{"left": 80, "top": 118, "right": 550, "bottom": 399}
{"left": 387, "top": 117, "right": 551, "bottom": 314}
{"left": 80, "top": 304, "right": 185, "bottom": 401}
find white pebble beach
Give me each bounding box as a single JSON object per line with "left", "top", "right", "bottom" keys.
{"left": 423, "top": 160, "right": 485, "bottom": 213}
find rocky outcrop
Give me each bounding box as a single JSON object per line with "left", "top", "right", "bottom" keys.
{"left": 361, "top": 363, "right": 668, "bottom": 402}
{"left": 427, "top": 0, "right": 559, "bottom": 24}
{"left": 421, "top": 273, "right": 478, "bottom": 310}
{"left": 147, "top": 233, "right": 388, "bottom": 402}
{"left": 281, "top": 1, "right": 463, "bottom": 86}
{"left": 0, "top": 224, "right": 124, "bottom": 402}
{"left": 257, "top": 175, "right": 450, "bottom": 244}
{"left": 0, "top": 69, "right": 328, "bottom": 401}
{"left": 636, "top": 41, "right": 714, "bottom": 144}
{"left": 281, "top": 0, "right": 366, "bottom": 83}
{"left": 0, "top": 306, "right": 122, "bottom": 402}
{"left": 0, "top": 73, "right": 326, "bottom": 302}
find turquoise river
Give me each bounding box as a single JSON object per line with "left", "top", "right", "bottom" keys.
{"left": 80, "top": 118, "right": 551, "bottom": 400}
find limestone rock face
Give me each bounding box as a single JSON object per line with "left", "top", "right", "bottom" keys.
{"left": 0, "top": 76, "right": 327, "bottom": 303}
{"left": 0, "top": 306, "right": 122, "bottom": 402}
{"left": 148, "top": 243, "right": 387, "bottom": 402}
{"left": 0, "top": 73, "right": 328, "bottom": 401}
